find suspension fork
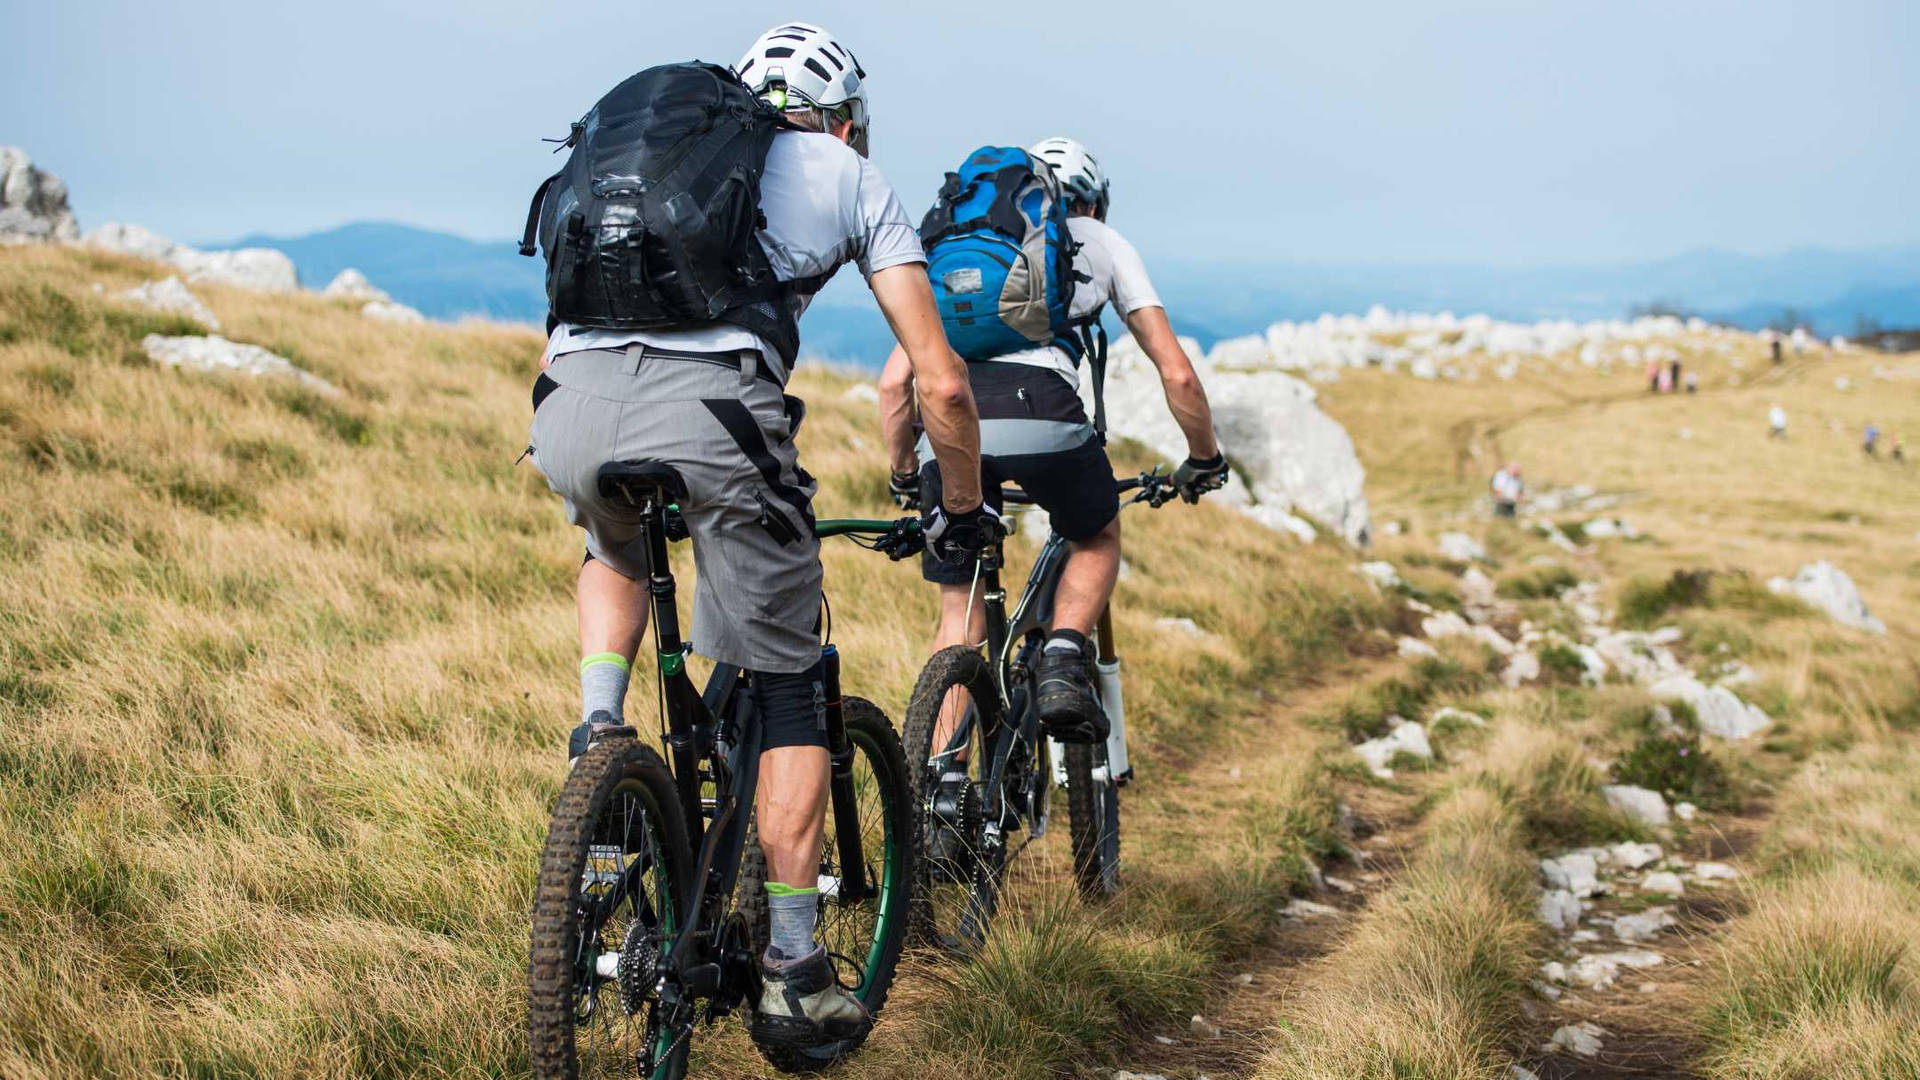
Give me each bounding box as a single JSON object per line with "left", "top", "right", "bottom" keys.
{"left": 820, "top": 644, "right": 873, "bottom": 904}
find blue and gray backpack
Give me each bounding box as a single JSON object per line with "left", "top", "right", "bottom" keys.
{"left": 920, "top": 146, "right": 1083, "bottom": 363}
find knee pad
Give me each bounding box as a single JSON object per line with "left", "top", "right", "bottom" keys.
{"left": 753, "top": 660, "right": 828, "bottom": 750}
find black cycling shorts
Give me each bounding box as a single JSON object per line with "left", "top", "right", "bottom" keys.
{"left": 918, "top": 436, "right": 1120, "bottom": 585}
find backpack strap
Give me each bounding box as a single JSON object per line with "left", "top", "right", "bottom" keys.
{"left": 1073, "top": 314, "right": 1110, "bottom": 444}
{"left": 519, "top": 170, "right": 563, "bottom": 257}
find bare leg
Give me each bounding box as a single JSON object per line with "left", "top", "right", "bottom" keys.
{"left": 929, "top": 583, "right": 987, "bottom": 764}
{"left": 578, "top": 557, "right": 649, "bottom": 659}
{"left": 756, "top": 746, "right": 830, "bottom": 888}
{"left": 1050, "top": 517, "right": 1122, "bottom": 638}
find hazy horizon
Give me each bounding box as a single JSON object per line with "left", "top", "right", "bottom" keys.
{"left": 5, "top": 1, "right": 1915, "bottom": 268}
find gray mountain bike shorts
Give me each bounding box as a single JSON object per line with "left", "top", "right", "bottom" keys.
{"left": 530, "top": 346, "right": 824, "bottom": 678}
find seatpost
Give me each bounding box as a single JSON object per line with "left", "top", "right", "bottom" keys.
{"left": 641, "top": 494, "right": 705, "bottom": 842}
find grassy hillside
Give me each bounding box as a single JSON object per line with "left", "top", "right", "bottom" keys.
{"left": 3, "top": 242, "right": 1915, "bottom": 1080}
{"left": 0, "top": 245, "right": 1394, "bottom": 1079}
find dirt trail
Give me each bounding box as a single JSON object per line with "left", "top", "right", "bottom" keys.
{"left": 1111, "top": 675, "right": 1433, "bottom": 1080}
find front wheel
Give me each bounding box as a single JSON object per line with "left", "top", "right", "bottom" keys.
{"left": 901, "top": 645, "right": 1007, "bottom": 950}
{"left": 529, "top": 735, "right": 696, "bottom": 1080}
{"left": 738, "top": 696, "right": 914, "bottom": 1074}
{"left": 1064, "top": 742, "right": 1121, "bottom": 899}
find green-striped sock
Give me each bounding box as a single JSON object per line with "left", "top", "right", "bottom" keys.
{"left": 766, "top": 881, "right": 819, "bottom": 960}
{"left": 580, "top": 652, "right": 631, "bottom": 725}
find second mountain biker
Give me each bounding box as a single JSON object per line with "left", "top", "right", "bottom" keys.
{"left": 878, "top": 136, "right": 1229, "bottom": 743}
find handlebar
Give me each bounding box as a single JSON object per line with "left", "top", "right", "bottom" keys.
{"left": 815, "top": 516, "right": 924, "bottom": 560}
{"left": 1002, "top": 469, "right": 1180, "bottom": 509}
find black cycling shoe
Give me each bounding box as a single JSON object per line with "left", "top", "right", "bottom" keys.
{"left": 1035, "top": 639, "right": 1108, "bottom": 744}
{"left": 567, "top": 709, "right": 636, "bottom": 765}
{"left": 750, "top": 946, "right": 871, "bottom": 1056}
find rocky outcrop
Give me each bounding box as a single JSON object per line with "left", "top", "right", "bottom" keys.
{"left": 323, "top": 268, "right": 390, "bottom": 302}
{"left": 141, "top": 334, "right": 337, "bottom": 396}
{"left": 86, "top": 222, "right": 297, "bottom": 292}
{"left": 120, "top": 276, "right": 220, "bottom": 331}
{"left": 1092, "top": 335, "right": 1372, "bottom": 545}
{"left": 1767, "top": 561, "right": 1886, "bottom": 634}
{"left": 1649, "top": 675, "right": 1772, "bottom": 740}
{"left": 362, "top": 300, "right": 425, "bottom": 325}
{"left": 0, "top": 147, "right": 80, "bottom": 243}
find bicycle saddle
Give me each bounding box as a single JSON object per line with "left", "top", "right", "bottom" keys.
{"left": 597, "top": 459, "right": 689, "bottom": 507}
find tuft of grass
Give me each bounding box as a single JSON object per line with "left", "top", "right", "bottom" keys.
{"left": 1612, "top": 729, "right": 1737, "bottom": 810}
{"left": 1618, "top": 568, "right": 1717, "bottom": 627}
{"left": 1253, "top": 785, "right": 1537, "bottom": 1079}
{"left": 1496, "top": 562, "right": 1578, "bottom": 600}
{"left": 1537, "top": 642, "right": 1588, "bottom": 686}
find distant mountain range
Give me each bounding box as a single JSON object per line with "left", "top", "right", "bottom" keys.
{"left": 211, "top": 222, "right": 1920, "bottom": 365}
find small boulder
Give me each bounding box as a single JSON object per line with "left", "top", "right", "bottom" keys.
{"left": 0, "top": 147, "right": 81, "bottom": 243}
{"left": 362, "top": 300, "right": 426, "bottom": 324}
{"left": 322, "top": 267, "right": 390, "bottom": 302}
{"left": 1603, "top": 784, "right": 1670, "bottom": 827}
{"left": 1612, "top": 907, "right": 1677, "bottom": 942}
{"left": 1358, "top": 560, "right": 1401, "bottom": 588}
{"left": 120, "top": 276, "right": 219, "bottom": 331}
{"left": 1607, "top": 842, "right": 1663, "bottom": 870}
{"left": 1550, "top": 1021, "right": 1606, "bottom": 1057}
{"left": 1502, "top": 651, "right": 1541, "bottom": 688}
{"left": 1397, "top": 636, "right": 1439, "bottom": 659}
{"left": 1353, "top": 719, "right": 1431, "bottom": 778}
{"left": 141, "top": 334, "right": 338, "bottom": 396}
{"left": 1540, "top": 853, "right": 1602, "bottom": 898}
{"left": 1650, "top": 675, "right": 1771, "bottom": 740}
{"left": 1153, "top": 616, "right": 1218, "bottom": 642}
{"left": 1692, "top": 861, "right": 1740, "bottom": 882}
{"left": 1767, "top": 561, "right": 1886, "bottom": 634}
{"left": 1438, "top": 531, "right": 1486, "bottom": 562}
{"left": 1537, "top": 888, "right": 1584, "bottom": 931}
{"left": 1640, "top": 872, "right": 1685, "bottom": 896}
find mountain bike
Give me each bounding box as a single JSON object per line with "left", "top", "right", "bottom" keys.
{"left": 528, "top": 460, "right": 924, "bottom": 1080}
{"left": 902, "top": 470, "right": 1180, "bottom": 949}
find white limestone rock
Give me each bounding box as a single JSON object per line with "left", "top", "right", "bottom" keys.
{"left": 1551, "top": 1021, "right": 1606, "bottom": 1057}
{"left": 1537, "top": 888, "right": 1585, "bottom": 931}
{"left": 1397, "top": 636, "right": 1439, "bottom": 659}
{"left": 1640, "top": 871, "right": 1685, "bottom": 896}
{"left": 1354, "top": 719, "right": 1431, "bottom": 778}
{"left": 1603, "top": 784, "right": 1670, "bottom": 827}
{"left": 1358, "top": 560, "right": 1401, "bottom": 588}
{"left": 1606, "top": 842, "right": 1663, "bottom": 870}
{"left": 1502, "top": 651, "right": 1541, "bottom": 688}
{"left": 1692, "top": 861, "right": 1740, "bottom": 882}
{"left": 140, "top": 334, "right": 338, "bottom": 396}
{"left": 1649, "top": 675, "right": 1772, "bottom": 740}
{"left": 1093, "top": 343, "right": 1371, "bottom": 544}
{"left": 120, "top": 276, "right": 219, "bottom": 331}
{"left": 1540, "top": 853, "right": 1603, "bottom": 898}
{"left": 842, "top": 382, "right": 881, "bottom": 404}
{"left": 1612, "top": 906, "right": 1677, "bottom": 942}
{"left": 1153, "top": 616, "right": 1218, "bottom": 642}
{"left": 362, "top": 300, "right": 426, "bottom": 324}
{"left": 1767, "top": 561, "right": 1886, "bottom": 634}
{"left": 1279, "top": 898, "right": 1342, "bottom": 919}
{"left": 0, "top": 147, "right": 80, "bottom": 243}
{"left": 1459, "top": 567, "right": 1497, "bottom": 606}
{"left": 1438, "top": 531, "right": 1486, "bottom": 562}
{"left": 87, "top": 223, "right": 298, "bottom": 292}
{"left": 322, "top": 267, "right": 390, "bottom": 302}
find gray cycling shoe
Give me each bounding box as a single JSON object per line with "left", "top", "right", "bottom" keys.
{"left": 1035, "top": 640, "right": 1107, "bottom": 743}
{"left": 750, "top": 945, "right": 871, "bottom": 1053}
{"left": 567, "top": 709, "right": 635, "bottom": 767}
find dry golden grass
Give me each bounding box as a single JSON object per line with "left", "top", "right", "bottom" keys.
{"left": 0, "top": 245, "right": 1396, "bottom": 1079}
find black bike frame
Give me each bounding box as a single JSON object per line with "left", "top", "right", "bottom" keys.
{"left": 621, "top": 492, "right": 876, "bottom": 996}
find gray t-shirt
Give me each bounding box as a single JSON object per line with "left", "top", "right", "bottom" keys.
{"left": 542, "top": 131, "right": 925, "bottom": 374}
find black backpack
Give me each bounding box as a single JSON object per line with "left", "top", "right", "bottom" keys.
{"left": 519, "top": 63, "right": 808, "bottom": 367}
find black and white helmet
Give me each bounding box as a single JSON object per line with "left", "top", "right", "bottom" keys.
{"left": 1029, "top": 136, "right": 1109, "bottom": 219}
{"left": 737, "top": 23, "right": 870, "bottom": 156}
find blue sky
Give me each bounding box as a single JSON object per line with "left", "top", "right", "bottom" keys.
{"left": 4, "top": 0, "right": 1914, "bottom": 264}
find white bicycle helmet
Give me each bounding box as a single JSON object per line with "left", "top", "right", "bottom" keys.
{"left": 1029, "top": 136, "right": 1110, "bottom": 219}
{"left": 736, "top": 23, "right": 870, "bottom": 156}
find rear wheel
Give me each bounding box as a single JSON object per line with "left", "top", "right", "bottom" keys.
{"left": 739, "top": 697, "right": 913, "bottom": 1073}
{"left": 901, "top": 645, "right": 1006, "bottom": 950}
{"left": 529, "top": 736, "right": 695, "bottom": 1080}
{"left": 1064, "top": 741, "right": 1121, "bottom": 899}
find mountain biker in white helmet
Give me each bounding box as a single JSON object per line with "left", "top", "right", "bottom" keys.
{"left": 878, "top": 135, "right": 1226, "bottom": 742}
{"left": 531, "top": 21, "right": 988, "bottom": 1058}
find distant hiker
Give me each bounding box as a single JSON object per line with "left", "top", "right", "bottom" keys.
{"left": 1490, "top": 463, "right": 1523, "bottom": 518}
{"left": 1645, "top": 356, "right": 1661, "bottom": 392}
{"left": 1685, "top": 371, "right": 1699, "bottom": 394}
{"left": 1893, "top": 434, "right": 1906, "bottom": 463}
{"left": 1769, "top": 332, "right": 1783, "bottom": 366}
{"left": 1864, "top": 424, "right": 1880, "bottom": 457}
{"left": 1656, "top": 363, "right": 1674, "bottom": 393}
{"left": 1768, "top": 404, "right": 1787, "bottom": 439}
{"left": 1668, "top": 358, "right": 1683, "bottom": 394}
{"left": 1792, "top": 326, "right": 1809, "bottom": 357}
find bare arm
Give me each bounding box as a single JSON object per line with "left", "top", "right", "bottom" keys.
{"left": 869, "top": 265, "right": 982, "bottom": 510}
{"left": 1124, "top": 305, "right": 1219, "bottom": 459}
{"left": 877, "top": 344, "right": 918, "bottom": 475}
